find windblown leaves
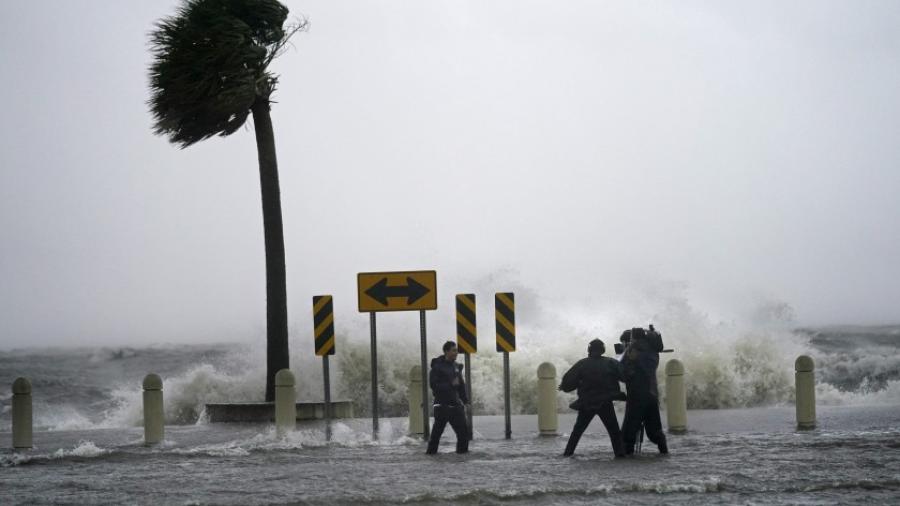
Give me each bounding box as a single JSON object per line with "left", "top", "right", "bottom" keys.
{"left": 148, "top": 0, "right": 296, "bottom": 147}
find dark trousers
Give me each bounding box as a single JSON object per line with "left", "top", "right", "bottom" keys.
{"left": 426, "top": 405, "right": 469, "bottom": 454}
{"left": 563, "top": 402, "right": 624, "bottom": 457}
{"left": 622, "top": 395, "right": 667, "bottom": 454}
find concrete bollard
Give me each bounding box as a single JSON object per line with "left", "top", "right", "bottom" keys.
{"left": 665, "top": 359, "right": 687, "bottom": 434}
{"left": 537, "top": 362, "right": 558, "bottom": 436}
{"left": 12, "top": 377, "right": 33, "bottom": 450}
{"left": 795, "top": 355, "right": 816, "bottom": 430}
{"left": 408, "top": 366, "right": 424, "bottom": 436}
{"left": 142, "top": 374, "right": 164, "bottom": 445}
{"left": 275, "top": 369, "right": 296, "bottom": 435}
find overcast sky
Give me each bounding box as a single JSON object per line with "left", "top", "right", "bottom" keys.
{"left": 1, "top": 1, "right": 898, "bottom": 349}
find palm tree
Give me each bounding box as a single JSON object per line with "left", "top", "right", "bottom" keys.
{"left": 148, "top": 0, "right": 306, "bottom": 401}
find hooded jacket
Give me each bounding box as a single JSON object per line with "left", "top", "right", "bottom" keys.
{"left": 559, "top": 354, "right": 624, "bottom": 410}
{"left": 429, "top": 356, "right": 469, "bottom": 407}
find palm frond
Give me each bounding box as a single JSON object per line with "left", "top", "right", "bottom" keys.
{"left": 147, "top": 0, "right": 303, "bottom": 148}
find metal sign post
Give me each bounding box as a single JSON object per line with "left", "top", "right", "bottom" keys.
{"left": 503, "top": 351, "right": 511, "bottom": 440}
{"left": 312, "top": 295, "right": 336, "bottom": 441}
{"left": 419, "top": 310, "right": 430, "bottom": 440}
{"left": 464, "top": 353, "right": 473, "bottom": 439}
{"left": 358, "top": 270, "right": 438, "bottom": 440}
{"left": 323, "top": 354, "right": 332, "bottom": 441}
{"left": 495, "top": 292, "right": 516, "bottom": 440}
{"left": 456, "top": 294, "right": 477, "bottom": 439}
{"left": 370, "top": 311, "right": 378, "bottom": 435}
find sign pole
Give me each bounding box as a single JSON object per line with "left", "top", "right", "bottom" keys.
{"left": 323, "top": 354, "right": 332, "bottom": 441}
{"left": 357, "top": 270, "right": 439, "bottom": 440}
{"left": 456, "top": 293, "right": 477, "bottom": 441}
{"left": 464, "top": 352, "right": 473, "bottom": 440}
{"left": 312, "top": 295, "right": 336, "bottom": 441}
{"left": 503, "top": 351, "right": 511, "bottom": 439}
{"left": 370, "top": 311, "right": 379, "bottom": 436}
{"left": 419, "top": 310, "right": 430, "bottom": 440}
{"left": 495, "top": 292, "right": 515, "bottom": 440}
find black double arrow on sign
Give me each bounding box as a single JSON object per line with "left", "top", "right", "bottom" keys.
{"left": 357, "top": 270, "right": 437, "bottom": 312}
{"left": 364, "top": 277, "right": 431, "bottom": 306}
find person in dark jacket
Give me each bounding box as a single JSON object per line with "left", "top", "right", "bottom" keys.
{"left": 426, "top": 341, "right": 470, "bottom": 454}
{"left": 620, "top": 328, "right": 668, "bottom": 455}
{"left": 559, "top": 339, "right": 626, "bottom": 457}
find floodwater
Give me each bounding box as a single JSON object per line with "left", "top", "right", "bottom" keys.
{"left": 3, "top": 405, "right": 900, "bottom": 505}
{"left": 3, "top": 326, "right": 899, "bottom": 504}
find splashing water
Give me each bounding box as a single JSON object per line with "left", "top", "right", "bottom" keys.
{"left": 1, "top": 289, "right": 897, "bottom": 431}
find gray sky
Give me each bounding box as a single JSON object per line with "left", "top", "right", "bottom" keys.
{"left": 1, "top": 1, "right": 899, "bottom": 349}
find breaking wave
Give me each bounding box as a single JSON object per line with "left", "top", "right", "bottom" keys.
{"left": 0, "top": 440, "right": 109, "bottom": 468}
{"left": 1, "top": 284, "right": 897, "bottom": 430}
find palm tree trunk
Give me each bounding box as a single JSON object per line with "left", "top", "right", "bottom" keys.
{"left": 252, "top": 97, "right": 290, "bottom": 402}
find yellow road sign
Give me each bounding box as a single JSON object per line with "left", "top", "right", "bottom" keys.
{"left": 495, "top": 292, "right": 515, "bottom": 352}
{"left": 313, "top": 295, "right": 335, "bottom": 356}
{"left": 357, "top": 270, "right": 437, "bottom": 312}
{"left": 456, "top": 294, "right": 477, "bottom": 354}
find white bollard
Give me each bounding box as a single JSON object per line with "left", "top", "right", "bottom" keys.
{"left": 142, "top": 374, "right": 164, "bottom": 445}
{"left": 537, "top": 362, "right": 558, "bottom": 436}
{"left": 275, "top": 369, "right": 296, "bottom": 435}
{"left": 795, "top": 355, "right": 816, "bottom": 430}
{"left": 408, "top": 366, "right": 424, "bottom": 436}
{"left": 665, "top": 359, "right": 687, "bottom": 434}
{"left": 12, "top": 377, "right": 33, "bottom": 450}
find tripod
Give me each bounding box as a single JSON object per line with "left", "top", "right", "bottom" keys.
{"left": 636, "top": 422, "right": 645, "bottom": 454}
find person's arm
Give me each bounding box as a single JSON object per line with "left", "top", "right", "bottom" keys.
{"left": 429, "top": 364, "right": 438, "bottom": 389}
{"left": 559, "top": 360, "right": 582, "bottom": 392}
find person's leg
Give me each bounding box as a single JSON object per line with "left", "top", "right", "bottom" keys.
{"left": 642, "top": 399, "right": 668, "bottom": 454}
{"left": 426, "top": 406, "right": 449, "bottom": 454}
{"left": 621, "top": 400, "right": 641, "bottom": 455}
{"left": 447, "top": 406, "right": 470, "bottom": 453}
{"left": 563, "top": 409, "right": 595, "bottom": 456}
{"left": 597, "top": 402, "right": 625, "bottom": 457}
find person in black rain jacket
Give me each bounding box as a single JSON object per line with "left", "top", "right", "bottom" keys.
{"left": 620, "top": 328, "right": 668, "bottom": 455}
{"left": 426, "top": 341, "right": 470, "bottom": 454}
{"left": 559, "top": 339, "right": 626, "bottom": 457}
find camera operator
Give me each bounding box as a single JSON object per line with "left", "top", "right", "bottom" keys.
{"left": 558, "top": 339, "right": 626, "bottom": 457}
{"left": 619, "top": 327, "right": 668, "bottom": 455}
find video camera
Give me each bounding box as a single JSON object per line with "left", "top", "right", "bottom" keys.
{"left": 614, "top": 324, "right": 671, "bottom": 355}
